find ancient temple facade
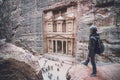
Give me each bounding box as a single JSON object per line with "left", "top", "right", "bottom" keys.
{"left": 43, "top": 2, "right": 77, "bottom": 56}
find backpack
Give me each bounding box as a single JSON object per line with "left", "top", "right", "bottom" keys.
{"left": 92, "top": 36, "right": 105, "bottom": 55}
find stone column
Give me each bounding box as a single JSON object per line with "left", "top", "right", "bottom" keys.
{"left": 71, "top": 40, "right": 73, "bottom": 55}
{"left": 66, "top": 40, "right": 68, "bottom": 55}
{"left": 56, "top": 40, "right": 57, "bottom": 53}
{"left": 48, "top": 39, "right": 49, "bottom": 53}
{"left": 62, "top": 40, "right": 63, "bottom": 54}
{"left": 51, "top": 39, "right": 53, "bottom": 53}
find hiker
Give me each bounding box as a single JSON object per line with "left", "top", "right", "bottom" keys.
{"left": 83, "top": 25, "right": 100, "bottom": 77}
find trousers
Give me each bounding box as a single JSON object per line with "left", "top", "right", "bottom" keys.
{"left": 85, "top": 55, "right": 97, "bottom": 74}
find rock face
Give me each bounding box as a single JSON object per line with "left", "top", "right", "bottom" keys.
{"left": 10, "top": 0, "right": 67, "bottom": 53}
{"left": 0, "top": 58, "right": 43, "bottom": 80}
{"left": 11, "top": 0, "right": 44, "bottom": 53}
{"left": 0, "top": 0, "right": 13, "bottom": 42}
{"left": 0, "top": 0, "right": 61, "bottom": 53}
{"left": 104, "top": 27, "right": 120, "bottom": 62}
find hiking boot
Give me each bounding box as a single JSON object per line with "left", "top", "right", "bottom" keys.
{"left": 82, "top": 62, "right": 88, "bottom": 66}
{"left": 90, "top": 73, "right": 96, "bottom": 77}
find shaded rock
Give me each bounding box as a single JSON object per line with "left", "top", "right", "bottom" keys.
{"left": 0, "top": 58, "right": 43, "bottom": 80}
{"left": 101, "top": 27, "right": 120, "bottom": 62}
{"left": 0, "top": 0, "right": 13, "bottom": 42}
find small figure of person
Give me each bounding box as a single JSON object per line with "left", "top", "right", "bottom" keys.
{"left": 57, "top": 76, "right": 59, "bottom": 80}
{"left": 48, "top": 65, "right": 50, "bottom": 71}
{"left": 57, "top": 68, "right": 59, "bottom": 71}
{"left": 51, "top": 66, "right": 53, "bottom": 70}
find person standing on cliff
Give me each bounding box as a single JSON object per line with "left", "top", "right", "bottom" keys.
{"left": 82, "top": 25, "right": 100, "bottom": 77}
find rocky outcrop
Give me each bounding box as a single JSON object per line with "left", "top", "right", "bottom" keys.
{"left": 0, "top": 58, "right": 43, "bottom": 80}
{"left": 66, "top": 63, "right": 120, "bottom": 80}
{"left": 0, "top": 43, "right": 41, "bottom": 73}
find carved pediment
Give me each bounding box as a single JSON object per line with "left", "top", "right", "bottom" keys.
{"left": 48, "top": 35, "right": 66, "bottom": 39}
{"left": 47, "top": 34, "right": 73, "bottom": 39}
{"left": 45, "top": 17, "right": 54, "bottom": 22}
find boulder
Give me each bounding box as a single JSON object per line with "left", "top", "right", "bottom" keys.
{"left": 0, "top": 43, "right": 40, "bottom": 73}
{"left": 0, "top": 58, "right": 43, "bottom": 80}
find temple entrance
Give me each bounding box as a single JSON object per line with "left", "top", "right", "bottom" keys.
{"left": 52, "top": 40, "right": 67, "bottom": 54}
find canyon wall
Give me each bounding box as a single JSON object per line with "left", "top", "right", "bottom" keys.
{"left": 0, "top": 0, "right": 64, "bottom": 53}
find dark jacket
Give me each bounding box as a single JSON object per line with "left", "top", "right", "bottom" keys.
{"left": 88, "top": 33, "right": 100, "bottom": 57}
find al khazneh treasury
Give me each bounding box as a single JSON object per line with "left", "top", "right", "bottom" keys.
{"left": 43, "top": 2, "right": 77, "bottom": 56}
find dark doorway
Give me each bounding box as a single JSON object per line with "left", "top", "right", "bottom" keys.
{"left": 63, "top": 41, "right": 66, "bottom": 54}
{"left": 57, "top": 41, "right": 62, "bottom": 53}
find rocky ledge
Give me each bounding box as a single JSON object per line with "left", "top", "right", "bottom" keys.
{"left": 66, "top": 63, "right": 120, "bottom": 80}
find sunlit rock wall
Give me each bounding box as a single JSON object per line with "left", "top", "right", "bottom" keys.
{"left": 11, "top": 0, "right": 48, "bottom": 53}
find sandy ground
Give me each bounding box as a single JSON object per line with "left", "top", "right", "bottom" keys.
{"left": 38, "top": 54, "right": 74, "bottom": 80}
